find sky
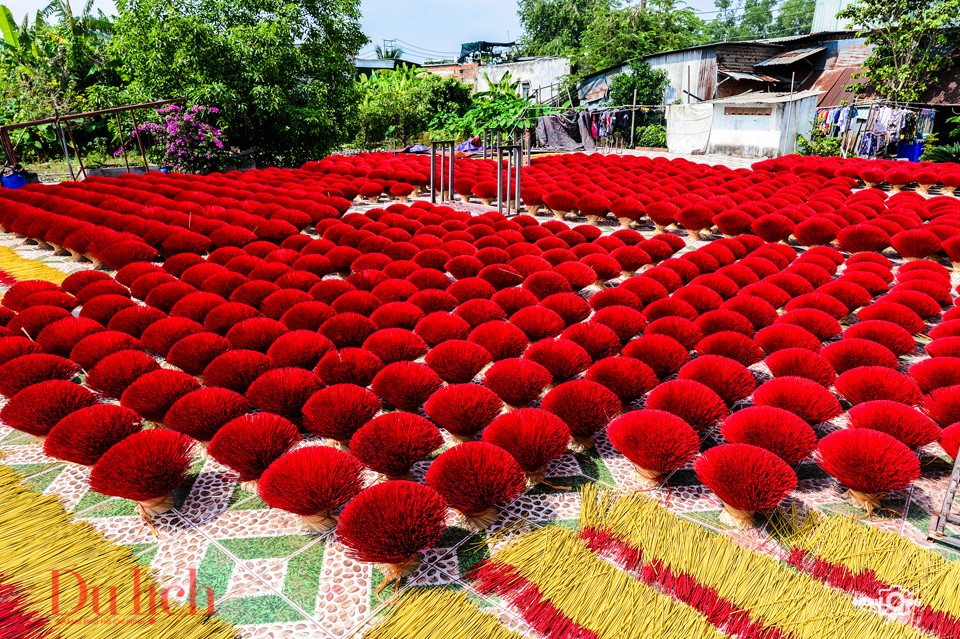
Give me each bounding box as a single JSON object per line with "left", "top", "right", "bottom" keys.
{"left": 5, "top": 0, "right": 720, "bottom": 63}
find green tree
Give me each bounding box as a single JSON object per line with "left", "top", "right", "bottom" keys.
{"left": 607, "top": 60, "right": 669, "bottom": 105}
{"left": 355, "top": 65, "right": 473, "bottom": 147}
{"left": 737, "top": 0, "right": 776, "bottom": 39}
{"left": 701, "top": 0, "right": 744, "bottom": 42}
{"left": 837, "top": 0, "right": 960, "bottom": 102}
{"left": 578, "top": 0, "right": 705, "bottom": 72}
{"left": 517, "top": 0, "right": 614, "bottom": 57}
{"left": 109, "top": 0, "right": 368, "bottom": 165}
{"left": 0, "top": 1, "right": 117, "bottom": 159}
{"left": 773, "top": 0, "right": 815, "bottom": 36}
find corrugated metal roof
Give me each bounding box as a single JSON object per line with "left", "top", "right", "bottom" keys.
{"left": 755, "top": 47, "right": 826, "bottom": 67}
{"left": 711, "top": 89, "right": 822, "bottom": 104}
{"left": 799, "top": 66, "right": 872, "bottom": 106}
{"left": 719, "top": 70, "right": 781, "bottom": 83}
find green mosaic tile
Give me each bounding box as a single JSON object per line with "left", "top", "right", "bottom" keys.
{"left": 10, "top": 463, "right": 66, "bottom": 493}
{"left": 128, "top": 542, "right": 160, "bottom": 568}
{"left": 436, "top": 525, "right": 473, "bottom": 549}
{"left": 226, "top": 483, "right": 268, "bottom": 511}
{"left": 667, "top": 468, "right": 701, "bottom": 487}
{"left": 196, "top": 543, "right": 235, "bottom": 602}
{"left": 1, "top": 430, "right": 34, "bottom": 445}
{"left": 683, "top": 509, "right": 726, "bottom": 529}
{"left": 538, "top": 518, "right": 578, "bottom": 531}
{"left": 369, "top": 566, "right": 409, "bottom": 605}
{"left": 575, "top": 448, "right": 615, "bottom": 485}
{"left": 20, "top": 466, "right": 65, "bottom": 492}
{"left": 216, "top": 594, "right": 304, "bottom": 626}
{"left": 795, "top": 463, "right": 831, "bottom": 482}
{"left": 8, "top": 462, "right": 57, "bottom": 475}
{"left": 73, "top": 491, "right": 138, "bottom": 518}
{"left": 527, "top": 475, "right": 595, "bottom": 495}
{"left": 172, "top": 459, "right": 206, "bottom": 510}
{"left": 220, "top": 535, "right": 321, "bottom": 561}
{"left": 282, "top": 542, "right": 326, "bottom": 612}
{"left": 455, "top": 532, "right": 489, "bottom": 578}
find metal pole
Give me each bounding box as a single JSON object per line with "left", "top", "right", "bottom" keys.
{"left": 115, "top": 112, "right": 131, "bottom": 172}
{"left": 630, "top": 88, "right": 638, "bottom": 149}
{"left": 447, "top": 141, "right": 454, "bottom": 201}
{"left": 429, "top": 143, "right": 437, "bottom": 203}
{"left": 790, "top": 72, "right": 797, "bottom": 155}
{"left": 63, "top": 121, "right": 87, "bottom": 180}
{"left": 514, "top": 146, "right": 521, "bottom": 212}
{"left": 56, "top": 126, "right": 75, "bottom": 180}
{"left": 687, "top": 67, "right": 691, "bottom": 105}
{"left": 496, "top": 146, "right": 504, "bottom": 215}
{"left": 129, "top": 111, "right": 150, "bottom": 173}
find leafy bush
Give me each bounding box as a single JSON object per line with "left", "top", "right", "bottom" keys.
{"left": 430, "top": 73, "right": 534, "bottom": 141}
{"left": 110, "top": 0, "right": 367, "bottom": 166}
{"left": 123, "top": 104, "right": 234, "bottom": 173}
{"left": 635, "top": 124, "right": 666, "bottom": 147}
{"left": 922, "top": 143, "right": 960, "bottom": 163}
{"left": 796, "top": 126, "right": 842, "bottom": 157}
{"left": 354, "top": 66, "right": 473, "bottom": 148}
{"left": 608, "top": 61, "right": 669, "bottom": 107}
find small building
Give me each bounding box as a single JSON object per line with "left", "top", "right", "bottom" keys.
{"left": 353, "top": 58, "right": 421, "bottom": 77}
{"left": 422, "top": 56, "right": 571, "bottom": 104}
{"left": 576, "top": 31, "right": 859, "bottom": 106}
{"left": 666, "top": 90, "right": 821, "bottom": 157}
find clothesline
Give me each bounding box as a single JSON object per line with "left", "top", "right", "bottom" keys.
{"left": 815, "top": 101, "right": 934, "bottom": 159}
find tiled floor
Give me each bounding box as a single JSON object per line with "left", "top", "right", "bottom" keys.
{"left": 2, "top": 190, "right": 960, "bottom": 639}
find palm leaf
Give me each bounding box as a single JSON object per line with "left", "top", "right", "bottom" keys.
{"left": 0, "top": 4, "right": 19, "bottom": 48}
{"left": 922, "top": 143, "right": 960, "bottom": 164}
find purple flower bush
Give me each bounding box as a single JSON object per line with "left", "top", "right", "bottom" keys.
{"left": 116, "top": 104, "right": 234, "bottom": 174}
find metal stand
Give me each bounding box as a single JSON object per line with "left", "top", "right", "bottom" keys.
{"left": 496, "top": 144, "right": 522, "bottom": 216}
{"left": 928, "top": 453, "right": 960, "bottom": 550}
{"left": 429, "top": 141, "right": 455, "bottom": 203}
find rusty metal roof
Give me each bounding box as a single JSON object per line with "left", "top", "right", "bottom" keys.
{"left": 755, "top": 47, "right": 826, "bottom": 67}
{"left": 799, "top": 66, "right": 872, "bottom": 106}
{"left": 711, "top": 89, "right": 822, "bottom": 104}
{"left": 719, "top": 70, "right": 781, "bottom": 83}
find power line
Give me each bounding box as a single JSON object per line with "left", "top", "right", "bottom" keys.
{"left": 388, "top": 39, "right": 460, "bottom": 56}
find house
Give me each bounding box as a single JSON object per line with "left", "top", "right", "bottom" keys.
{"left": 422, "top": 55, "right": 572, "bottom": 104}
{"left": 576, "top": 32, "right": 858, "bottom": 106}
{"left": 665, "top": 90, "right": 820, "bottom": 157}
{"left": 353, "top": 58, "right": 421, "bottom": 77}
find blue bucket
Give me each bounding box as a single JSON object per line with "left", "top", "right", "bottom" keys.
{"left": 0, "top": 173, "right": 26, "bottom": 190}
{"left": 896, "top": 142, "right": 924, "bottom": 163}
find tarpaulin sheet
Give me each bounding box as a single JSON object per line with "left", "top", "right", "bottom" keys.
{"left": 458, "top": 41, "right": 515, "bottom": 62}
{"left": 535, "top": 109, "right": 596, "bottom": 152}
{"left": 666, "top": 103, "right": 714, "bottom": 154}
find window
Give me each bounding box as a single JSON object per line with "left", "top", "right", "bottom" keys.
{"left": 724, "top": 106, "right": 772, "bottom": 116}
{"left": 521, "top": 82, "right": 531, "bottom": 98}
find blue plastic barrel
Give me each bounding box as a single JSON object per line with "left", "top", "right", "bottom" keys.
{"left": 896, "top": 142, "right": 924, "bottom": 163}
{"left": 0, "top": 173, "right": 26, "bottom": 190}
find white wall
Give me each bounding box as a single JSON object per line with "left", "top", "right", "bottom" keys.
{"left": 646, "top": 47, "right": 717, "bottom": 104}
{"left": 475, "top": 57, "right": 571, "bottom": 103}
{"left": 706, "top": 95, "right": 819, "bottom": 158}
{"left": 811, "top": 0, "right": 859, "bottom": 32}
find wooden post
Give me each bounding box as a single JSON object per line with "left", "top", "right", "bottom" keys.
{"left": 630, "top": 88, "right": 638, "bottom": 149}
{"left": 0, "top": 129, "right": 16, "bottom": 167}
{"left": 63, "top": 121, "right": 88, "bottom": 180}
{"left": 115, "top": 112, "right": 131, "bottom": 172}
{"left": 129, "top": 110, "right": 150, "bottom": 173}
